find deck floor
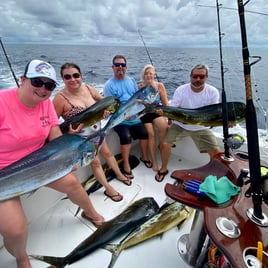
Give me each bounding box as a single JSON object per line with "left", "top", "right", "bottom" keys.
{"left": 0, "top": 143, "right": 206, "bottom": 268}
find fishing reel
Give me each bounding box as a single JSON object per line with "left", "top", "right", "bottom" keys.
{"left": 226, "top": 133, "right": 245, "bottom": 150}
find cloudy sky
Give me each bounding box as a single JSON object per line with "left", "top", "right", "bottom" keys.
{"left": 0, "top": 0, "right": 267, "bottom": 48}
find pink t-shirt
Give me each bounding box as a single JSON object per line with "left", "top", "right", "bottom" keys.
{"left": 0, "top": 88, "right": 59, "bottom": 169}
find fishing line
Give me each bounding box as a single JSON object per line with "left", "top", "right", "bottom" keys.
{"left": 0, "top": 37, "right": 19, "bottom": 87}
{"left": 137, "top": 29, "right": 160, "bottom": 82}
{"left": 197, "top": 4, "right": 268, "bottom": 16}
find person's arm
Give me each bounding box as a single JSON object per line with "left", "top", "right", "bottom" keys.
{"left": 47, "top": 125, "right": 62, "bottom": 141}
{"left": 103, "top": 80, "right": 112, "bottom": 97}
{"left": 52, "top": 93, "right": 84, "bottom": 134}
{"left": 159, "top": 82, "right": 169, "bottom": 106}
{"left": 87, "top": 85, "right": 103, "bottom": 101}
{"left": 52, "top": 93, "right": 65, "bottom": 118}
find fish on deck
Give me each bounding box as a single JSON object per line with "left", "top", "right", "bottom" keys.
{"left": 105, "top": 201, "right": 194, "bottom": 268}
{"left": 60, "top": 96, "right": 120, "bottom": 133}
{"left": 30, "top": 197, "right": 160, "bottom": 268}
{"left": 143, "top": 101, "right": 246, "bottom": 127}
{"left": 0, "top": 134, "right": 95, "bottom": 202}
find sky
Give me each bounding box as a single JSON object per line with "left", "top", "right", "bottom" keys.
{"left": 0, "top": 0, "right": 268, "bottom": 48}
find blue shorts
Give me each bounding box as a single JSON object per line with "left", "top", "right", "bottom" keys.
{"left": 114, "top": 123, "right": 148, "bottom": 145}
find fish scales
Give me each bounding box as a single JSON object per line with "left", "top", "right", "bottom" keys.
{"left": 0, "top": 134, "right": 95, "bottom": 201}
{"left": 30, "top": 197, "right": 160, "bottom": 267}
{"left": 106, "top": 202, "right": 194, "bottom": 268}
{"left": 104, "top": 85, "right": 159, "bottom": 131}
{"left": 143, "top": 101, "right": 246, "bottom": 127}
{"left": 60, "top": 96, "right": 120, "bottom": 133}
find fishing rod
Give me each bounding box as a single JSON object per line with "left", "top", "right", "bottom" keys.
{"left": 137, "top": 29, "right": 160, "bottom": 82}
{"left": 0, "top": 37, "right": 19, "bottom": 87}
{"left": 215, "top": 0, "right": 230, "bottom": 159}
{"left": 237, "top": 0, "right": 268, "bottom": 225}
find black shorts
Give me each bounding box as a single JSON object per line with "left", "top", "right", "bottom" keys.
{"left": 140, "top": 112, "right": 160, "bottom": 124}
{"left": 114, "top": 123, "right": 148, "bottom": 145}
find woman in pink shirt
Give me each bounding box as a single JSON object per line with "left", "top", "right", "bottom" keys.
{"left": 0, "top": 60, "right": 104, "bottom": 268}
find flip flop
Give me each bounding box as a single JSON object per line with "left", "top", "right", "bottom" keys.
{"left": 155, "top": 170, "right": 169, "bottom": 182}
{"left": 81, "top": 212, "right": 104, "bottom": 228}
{"left": 118, "top": 177, "right": 132, "bottom": 186}
{"left": 140, "top": 158, "right": 153, "bottom": 168}
{"left": 104, "top": 191, "right": 123, "bottom": 202}
{"left": 121, "top": 169, "right": 134, "bottom": 179}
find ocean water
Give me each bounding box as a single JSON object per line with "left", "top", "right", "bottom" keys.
{"left": 1, "top": 44, "right": 268, "bottom": 128}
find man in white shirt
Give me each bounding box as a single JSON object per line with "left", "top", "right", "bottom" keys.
{"left": 155, "top": 64, "right": 221, "bottom": 182}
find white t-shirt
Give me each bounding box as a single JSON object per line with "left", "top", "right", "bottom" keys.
{"left": 171, "top": 83, "right": 220, "bottom": 131}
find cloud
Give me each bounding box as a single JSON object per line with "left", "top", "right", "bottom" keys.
{"left": 0, "top": 0, "right": 267, "bottom": 48}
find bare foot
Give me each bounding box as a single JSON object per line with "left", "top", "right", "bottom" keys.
{"left": 117, "top": 175, "right": 132, "bottom": 186}
{"left": 152, "top": 166, "right": 159, "bottom": 172}
{"left": 81, "top": 212, "right": 105, "bottom": 227}
{"left": 17, "top": 257, "right": 32, "bottom": 268}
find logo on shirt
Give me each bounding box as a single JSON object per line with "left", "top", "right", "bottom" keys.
{"left": 40, "top": 116, "right": 51, "bottom": 128}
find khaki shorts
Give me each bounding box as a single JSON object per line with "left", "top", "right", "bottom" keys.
{"left": 165, "top": 124, "right": 220, "bottom": 153}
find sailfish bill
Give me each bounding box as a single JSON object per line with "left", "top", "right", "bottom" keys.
{"left": 30, "top": 197, "right": 160, "bottom": 268}
{"left": 143, "top": 101, "right": 246, "bottom": 127}
{"left": 0, "top": 134, "right": 96, "bottom": 202}
{"left": 60, "top": 96, "right": 120, "bottom": 133}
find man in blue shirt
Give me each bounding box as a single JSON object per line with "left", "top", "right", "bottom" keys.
{"left": 104, "top": 55, "right": 152, "bottom": 179}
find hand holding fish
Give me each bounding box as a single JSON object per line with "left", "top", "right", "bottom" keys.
{"left": 68, "top": 123, "right": 84, "bottom": 134}
{"left": 155, "top": 108, "right": 163, "bottom": 116}
{"left": 103, "top": 109, "right": 111, "bottom": 118}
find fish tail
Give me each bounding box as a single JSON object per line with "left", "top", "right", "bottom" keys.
{"left": 104, "top": 243, "right": 122, "bottom": 268}
{"left": 30, "top": 254, "right": 66, "bottom": 268}
{"left": 136, "top": 99, "right": 153, "bottom": 113}
{"left": 177, "top": 206, "right": 195, "bottom": 230}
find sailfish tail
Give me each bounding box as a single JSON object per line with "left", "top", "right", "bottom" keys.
{"left": 30, "top": 254, "right": 66, "bottom": 268}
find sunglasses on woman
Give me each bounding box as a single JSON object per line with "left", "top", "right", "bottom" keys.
{"left": 30, "top": 78, "right": 56, "bottom": 91}
{"left": 63, "top": 73, "right": 81, "bottom": 80}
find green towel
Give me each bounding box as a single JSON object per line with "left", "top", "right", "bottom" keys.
{"left": 199, "top": 175, "right": 240, "bottom": 204}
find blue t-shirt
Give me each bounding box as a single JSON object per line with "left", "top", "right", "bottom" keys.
{"left": 104, "top": 76, "right": 141, "bottom": 125}
{"left": 104, "top": 76, "right": 138, "bottom": 104}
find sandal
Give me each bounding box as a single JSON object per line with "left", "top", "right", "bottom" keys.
{"left": 104, "top": 191, "right": 123, "bottom": 202}
{"left": 155, "top": 170, "right": 169, "bottom": 182}
{"left": 81, "top": 212, "right": 104, "bottom": 228}
{"left": 140, "top": 158, "right": 153, "bottom": 168}
{"left": 118, "top": 177, "right": 132, "bottom": 186}
{"left": 121, "top": 169, "right": 134, "bottom": 179}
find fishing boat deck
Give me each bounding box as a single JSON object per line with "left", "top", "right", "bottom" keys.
{"left": 0, "top": 133, "right": 210, "bottom": 268}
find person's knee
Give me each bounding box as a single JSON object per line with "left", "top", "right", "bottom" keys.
{"left": 61, "top": 173, "right": 81, "bottom": 193}
{"left": 90, "top": 157, "right": 101, "bottom": 169}
{"left": 147, "top": 131, "right": 155, "bottom": 139}
{"left": 4, "top": 219, "right": 27, "bottom": 240}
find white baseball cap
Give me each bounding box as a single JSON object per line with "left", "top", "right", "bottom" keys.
{"left": 24, "top": 59, "right": 57, "bottom": 84}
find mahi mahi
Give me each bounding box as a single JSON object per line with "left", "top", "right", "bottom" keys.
{"left": 143, "top": 101, "right": 246, "bottom": 126}
{"left": 60, "top": 96, "right": 120, "bottom": 133}
{"left": 0, "top": 134, "right": 95, "bottom": 201}
{"left": 30, "top": 197, "right": 159, "bottom": 268}
{"left": 105, "top": 202, "right": 194, "bottom": 268}
{"left": 104, "top": 85, "right": 159, "bottom": 131}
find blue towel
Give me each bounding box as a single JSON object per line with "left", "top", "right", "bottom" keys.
{"left": 199, "top": 175, "right": 240, "bottom": 204}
